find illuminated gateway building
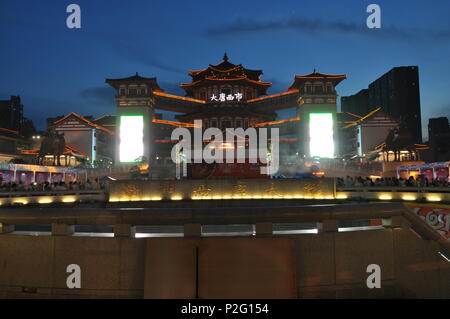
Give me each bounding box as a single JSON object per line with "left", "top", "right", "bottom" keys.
{"left": 106, "top": 54, "right": 347, "bottom": 177}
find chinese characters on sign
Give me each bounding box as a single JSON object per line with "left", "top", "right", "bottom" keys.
{"left": 211, "top": 93, "right": 243, "bottom": 102}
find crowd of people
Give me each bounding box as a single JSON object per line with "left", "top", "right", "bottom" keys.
{"left": 336, "top": 175, "right": 450, "bottom": 188}
{"left": 0, "top": 178, "right": 104, "bottom": 193}
{"left": 1, "top": 175, "right": 449, "bottom": 193}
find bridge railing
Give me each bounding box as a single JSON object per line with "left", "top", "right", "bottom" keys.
{"left": 0, "top": 202, "right": 448, "bottom": 260}
{"left": 1, "top": 185, "right": 449, "bottom": 206}
{"left": 0, "top": 190, "right": 105, "bottom": 206}
{"left": 336, "top": 186, "right": 450, "bottom": 203}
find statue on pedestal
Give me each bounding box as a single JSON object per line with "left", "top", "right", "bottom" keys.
{"left": 36, "top": 130, "right": 66, "bottom": 166}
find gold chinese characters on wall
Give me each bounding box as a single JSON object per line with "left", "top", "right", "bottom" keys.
{"left": 109, "top": 178, "right": 335, "bottom": 202}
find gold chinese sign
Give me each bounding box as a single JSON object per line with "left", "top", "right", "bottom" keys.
{"left": 109, "top": 178, "right": 336, "bottom": 202}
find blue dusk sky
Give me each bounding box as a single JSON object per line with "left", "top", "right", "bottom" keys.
{"left": 1, "top": 0, "right": 450, "bottom": 140}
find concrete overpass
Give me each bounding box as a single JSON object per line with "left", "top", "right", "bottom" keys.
{"left": 0, "top": 196, "right": 449, "bottom": 298}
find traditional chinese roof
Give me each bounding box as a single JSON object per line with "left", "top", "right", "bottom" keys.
{"left": 255, "top": 117, "right": 300, "bottom": 127}
{"left": 92, "top": 115, "right": 117, "bottom": 128}
{"left": 182, "top": 54, "right": 271, "bottom": 97}
{"left": 105, "top": 73, "right": 163, "bottom": 92}
{"left": 247, "top": 90, "right": 299, "bottom": 103}
{"left": 0, "top": 127, "right": 26, "bottom": 141}
{"left": 53, "top": 112, "right": 115, "bottom": 135}
{"left": 187, "top": 53, "right": 263, "bottom": 79}
{"left": 246, "top": 90, "right": 301, "bottom": 112}
{"left": 288, "top": 71, "right": 347, "bottom": 90}
{"left": 342, "top": 107, "right": 383, "bottom": 129}
{"left": 181, "top": 77, "right": 272, "bottom": 88}
{"left": 336, "top": 112, "right": 363, "bottom": 124}
{"left": 175, "top": 108, "right": 276, "bottom": 122}
{"left": 152, "top": 118, "right": 200, "bottom": 128}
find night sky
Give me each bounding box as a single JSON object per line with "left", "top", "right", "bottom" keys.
{"left": 1, "top": 0, "right": 450, "bottom": 140}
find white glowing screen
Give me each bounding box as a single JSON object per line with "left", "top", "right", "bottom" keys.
{"left": 309, "top": 113, "right": 334, "bottom": 158}
{"left": 120, "top": 115, "right": 144, "bottom": 162}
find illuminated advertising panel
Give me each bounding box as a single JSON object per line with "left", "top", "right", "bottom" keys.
{"left": 119, "top": 115, "right": 144, "bottom": 162}
{"left": 309, "top": 113, "right": 334, "bottom": 158}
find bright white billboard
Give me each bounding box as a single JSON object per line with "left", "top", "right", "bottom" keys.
{"left": 119, "top": 115, "right": 144, "bottom": 162}
{"left": 309, "top": 113, "right": 334, "bottom": 158}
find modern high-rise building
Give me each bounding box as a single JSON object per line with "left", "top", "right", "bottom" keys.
{"left": 428, "top": 117, "right": 449, "bottom": 138}
{"left": 428, "top": 117, "right": 450, "bottom": 162}
{"left": 340, "top": 89, "right": 369, "bottom": 116}
{"left": 0, "top": 96, "right": 24, "bottom": 132}
{"left": 341, "top": 66, "right": 422, "bottom": 144}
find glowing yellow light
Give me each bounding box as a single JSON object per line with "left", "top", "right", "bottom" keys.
{"left": 141, "top": 197, "right": 152, "bottom": 201}
{"left": 171, "top": 196, "right": 183, "bottom": 201}
{"left": 294, "top": 194, "right": 304, "bottom": 199}
{"left": 222, "top": 196, "right": 232, "bottom": 200}
{"left": 402, "top": 195, "right": 416, "bottom": 201}
{"left": 427, "top": 196, "right": 441, "bottom": 202}
{"left": 13, "top": 200, "right": 28, "bottom": 205}
{"left": 109, "top": 198, "right": 119, "bottom": 202}
{"left": 62, "top": 197, "right": 77, "bottom": 203}
{"left": 119, "top": 197, "right": 130, "bottom": 202}
{"left": 283, "top": 195, "right": 293, "bottom": 199}
{"left": 325, "top": 196, "right": 335, "bottom": 200}
{"left": 131, "top": 198, "right": 141, "bottom": 202}
{"left": 304, "top": 196, "right": 314, "bottom": 199}
{"left": 252, "top": 195, "right": 262, "bottom": 199}
{"left": 39, "top": 199, "right": 54, "bottom": 204}
{"left": 151, "top": 197, "right": 162, "bottom": 201}
{"left": 191, "top": 196, "right": 202, "bottom": 200}
{"left": 212, "top": 196, "right": 222, "bottom": 200}
{"left": 379, "top": 194, "right": 392, "bottom": 200}
{"left": 314, "top": 196, "right": 325, "bottom": 200}
{"left": 336, "top": 194, "right": 348, "bottom": 199}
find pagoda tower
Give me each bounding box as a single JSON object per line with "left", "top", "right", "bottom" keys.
{"left": 178, "top": 54, "right": 275, "bottom": 129}
{"left": 103, "top": 55, "right": 347, "bottom": 171}
{"left": 288, "top": 71, "right": 347, "bottom": 158}
{"left": 106, "top": 73, "right": 163, "bottom": 165}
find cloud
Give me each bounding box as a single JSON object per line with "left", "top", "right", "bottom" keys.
{"left": 265, "top": 78, "right": 290, "bottom": 94}
{"left": 158, "top": 81, "right": 185, "bottom": 96}
{"left": 110, "top": 39, "right": 185, "bottom": 75}
{"left": 80, "top": 86, "right": 115, "bottom": 102}
{"left": 0, "top": 15, "right": 53, "bottom": 30}
{"left": 205, "top": 16, "right": 450, "bottom": 42}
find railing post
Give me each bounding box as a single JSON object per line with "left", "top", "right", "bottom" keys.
{"left": 255, "top": 222, "right": 273, "bottom": 236}
{"left": 382, "top": 216, "right": 411, "bottom": 229}
{"left": 114, "top": 224, "right": 136, "bottom": 238}
{"left": 318, "top": 220, "right": 339, "bottom": 233}
{"left": 0, "top": 224, "right": 15, "bottom": 234}
{"left": 51, "top": 223, "right": 74, "bottom": 236}
{"left": 184, "top": 224, "right": 201, "bottom": 238}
